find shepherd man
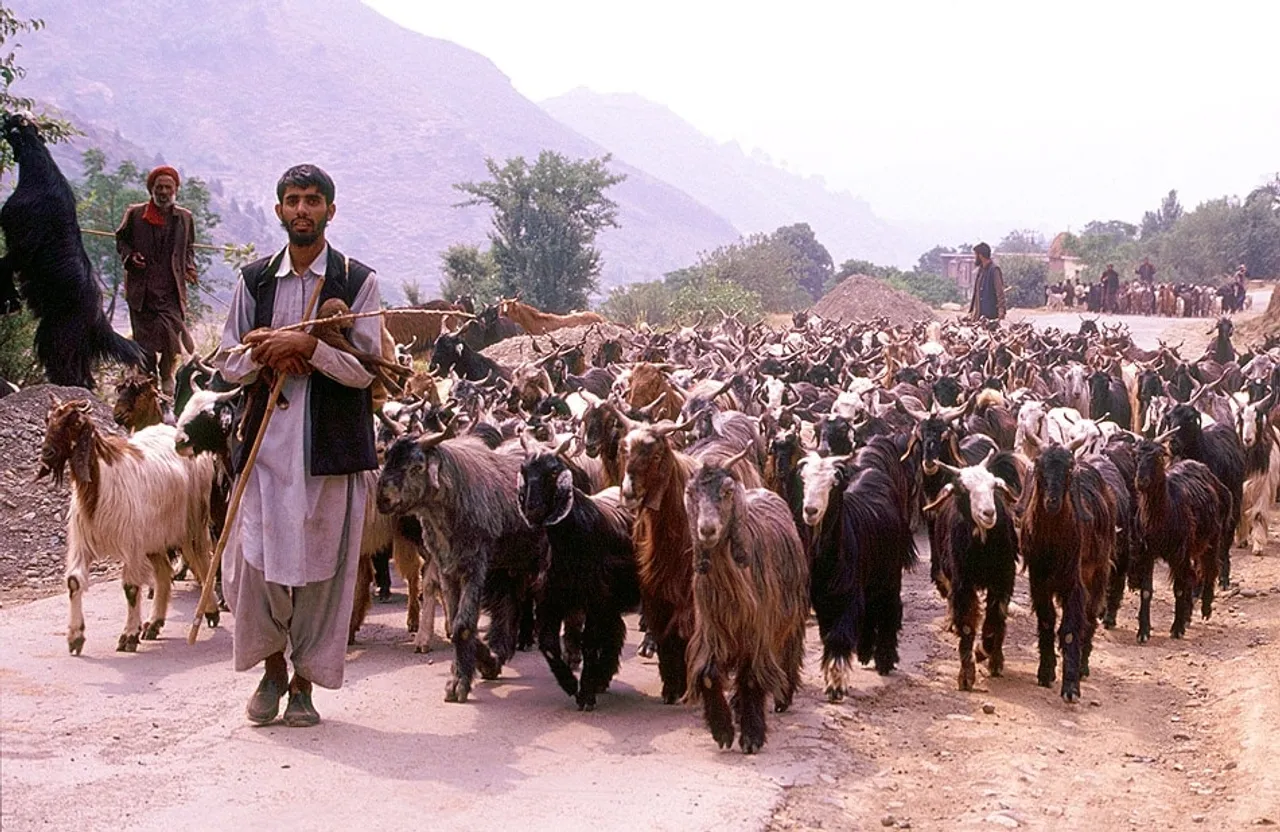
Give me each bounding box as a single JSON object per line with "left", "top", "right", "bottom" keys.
{"left": 969, "top": 242, "right": 1006, "bottom": 321}
{"left": 215, "top": 164, "right": 381, "bottom": 727}
{"left": 115, "top": 165, "right": 199, "bottom": 394}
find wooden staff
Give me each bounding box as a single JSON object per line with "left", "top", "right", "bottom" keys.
{"left": 187, "top": 275, "right": 328, "bottom": 644}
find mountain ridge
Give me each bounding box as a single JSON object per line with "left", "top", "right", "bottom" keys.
{"left": 11, "top": 0, "right": 740, "bottom": 301}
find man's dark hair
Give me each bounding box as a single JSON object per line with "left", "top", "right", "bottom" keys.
{"left": 276, "top": 164, "right": 335, "bottom": 204}
{"left": 973, "top": 242, "right": 992, "bottom": 259}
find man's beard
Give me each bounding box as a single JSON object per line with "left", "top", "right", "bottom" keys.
{"left": 282, "top": 215, "right": 327, "bottom": 246}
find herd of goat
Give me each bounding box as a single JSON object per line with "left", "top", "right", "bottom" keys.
{"left": 31, "top": 303, "right": 1280, "bottom": 755}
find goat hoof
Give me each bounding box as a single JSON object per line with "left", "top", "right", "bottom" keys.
{"left": 68, "top": 634, "right": 85, "bottom": 656}
{"left": 825, "top": 687, "right": 845, "bottom": 703}
{"left": 958, "top": 664, "right": 976, "bottom": 691}
{"left": 1061, "top": 686, "right": 1080, "bottom": 704}
{"left": 205, "top": 610, "right": 220, "bottom": 628}
{"left": 711, "top": 724, "right": 735, "bottom": 750}
{"left": 117, "top": 634, "right": 139, "bottom": 653}
{"left": 740, "top": 733, "right": 763, "bottom": 755}
{"left": 1137, "top": 630, "right": 1150, "bottom": 644}
{"left": 444, "top": 679, "right": 470, "bottom": 704}
{"left": 407, "top": 617, "right": 419, "bottom": 634}
{"left": 141, "top": 620, "right": 163, "bottom": 640}
{"left": 217, "top": 598, "right": 230, "bottom": 613}
{"left": 637, "top": 635, "right": 657, "bottom": 659}
{"left": 576, "top": 694, "right": 596, "bottom": 712}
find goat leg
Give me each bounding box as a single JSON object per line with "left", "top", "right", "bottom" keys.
{"left": 349, "top": 552, "right": 374, "bottom": 645}
{"left": 1058, "top": 584, "right": 1086, "bottom": 703}
{"left": 142, "top": 551, "right": 172, "bottom": 641}
{"left": 656, "top": 633, "right": 689, "bottom": 705}
{"left": 695, "top": 658, "right": 734, "bottom": 749}
{"left": 443, "top": 570, "right": 477, "bottom": 704}
{"left": 952, "top": 584, "right": 979, "bottom": 692}
{"left": 1031, "top": 581, "right": 1057, "bottom": 688}
{"left": 119, "top": 582, "right": 142, "bottom": 653}
{"left": 735, "top": 665, "right": 768, "bottom": 755}
{"left": 980, "top": 592, "right": 1009, "bottom": 678}
{"left": 1136, "top": 559, "right": 1155, "bottom": 643}
{"left": 537, "top": 602, "right": 578, "bottom": 699}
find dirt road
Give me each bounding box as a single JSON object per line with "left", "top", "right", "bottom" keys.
{"left": 3, "top": 528, "right": 1279, "bottom": 831}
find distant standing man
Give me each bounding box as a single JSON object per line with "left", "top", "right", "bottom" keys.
{"left": 1101, "top": 263, "right": 1120, "bottom": 313}
{"left": 1136, "top": 256, "right": 1156, "bottom": 286}
{"left": 116, "top": 165, "right": 198, "bottom": 394}
{"left": 969, "top": 242, "right": 1006, "bottom": 321}
{"left": 215, "top": 164, "right": 380, "bottom": 728}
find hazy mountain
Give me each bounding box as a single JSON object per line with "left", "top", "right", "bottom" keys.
{"left": 12, "top": 0, "right": 739, "bottom": 301}
{"left": 541, "top": 88, "right": 921, "bottom": 267}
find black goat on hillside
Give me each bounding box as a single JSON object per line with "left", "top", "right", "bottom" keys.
{"left": 1132, "top": 439, "right": 1227, "bottom": 642}
{"left": 1160, "top": 404, "right": 1244, "bottom": 589}
{"left": 0, "top": 114, "right": 148, "bottom": 386}
{"left": 1018, "top": 446, "right": 1115, "bottom": 703}
{"left": 517, "top": 439, "right": 640, "bottom": 712}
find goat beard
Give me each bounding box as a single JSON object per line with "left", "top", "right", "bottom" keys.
{"left": 281, "top": 214, "right": 327, "bottom": 247}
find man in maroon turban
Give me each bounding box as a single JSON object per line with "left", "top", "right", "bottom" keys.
{"left": 115, "top": 164, "right": 199, "bottom": 393}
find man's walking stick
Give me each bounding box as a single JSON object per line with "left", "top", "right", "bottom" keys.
{"left": 187, "top": 276, "right": 327, "bottom": 644}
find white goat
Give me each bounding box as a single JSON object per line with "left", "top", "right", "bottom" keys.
{"left": 38, "top": 398, "right": 216, "bottom": 655}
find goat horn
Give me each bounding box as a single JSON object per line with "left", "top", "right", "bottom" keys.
{"left": 377, "top": 409, "right": 406, "bottom": 437}
{"left": 1153, "top": 427, "right": 1179, "bottom": 444}
{"left": 719, "top": 444, "right": 754, "bottom": 472}
{"left": 417, "top": 415, "right": 457, "bottom": 450}
{"left": 652, "top": 417, "right": 696, "bottom": 437}
{"left": 922, "top": 483, "right": 956, "bottom": 513}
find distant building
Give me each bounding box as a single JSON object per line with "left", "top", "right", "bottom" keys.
{"left": 940, "top": 234, "right": 1086, "bottom": 292}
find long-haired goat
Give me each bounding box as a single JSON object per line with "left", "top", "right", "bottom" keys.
{"left": 1132, "top": 439, "right": 1227, "bottom": 641}
{"left": 517, "top": 439, "right": 640, "bottom": 711}
{"left": 922, "top": 450, "right": 1022, "bottom": 690}
{"left": 377, "top": 426, "right": 545, "bottom": 703}
{"left": 1235, "top": 391, "right": 1279, "bottom": 556}
{"left": 0, "top": 114, "right": 148, "bottom": 386}
{"left": 1161, "top": 403, "right": 1244, "bottom": 588}
{"left": 1018, "top": 446, "right": 1114, "bottom": 702}
{"left": 684, "top": 448, "right": 808, "bottom": 753}
{"left": 37, "top": 397, "right": 216, "bottom": 654}
{"left": 798, "top": 436, "right": 917, "bottom": 700}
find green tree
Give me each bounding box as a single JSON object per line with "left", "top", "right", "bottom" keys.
{"left": 915, "top": 244, "right": 955, "bottom": 275}
{"left": 599, "top": 279, "right": 675, "bottom": 327}
{"left": 180, "top": 175, "right": 222, "bottom": 321}
{"left": 772, "top": 222, "right": 833, "bottom": 301}
{"left": 1000, "top": 255, "right": 1048, "bottom": 308}
{"left": 0, "top": 8, "right": 75, "bottom": 181}
{"left": 998, "top": 229, "right": 1046, "bottom": 254}
{"left": 1141, "top": 189, "right": 1184, "bottom": 238}
{"left": 455, "top": 151, "right": 625, "bottom": 313}
{"left": 438, "top": 243, "right": 500, "bottom": 305}
{"left": 683, "top": 232, "right": 810, "bottom": 313}
{"left": 669, "top": 274, "right": 763, "bottom": 324}
{"left": 75, "top": 148, "right": 146, "bottom": 319}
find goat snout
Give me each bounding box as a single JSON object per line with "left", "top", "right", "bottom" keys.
{"left": 698, "top": 522, "right": 719, "bottom": 541}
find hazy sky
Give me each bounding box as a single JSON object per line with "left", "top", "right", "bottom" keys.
{"left": 367, "top": 1, "right": 1279, "bottom": 238}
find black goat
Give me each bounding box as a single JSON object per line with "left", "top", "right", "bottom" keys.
{"left": 922, "top": 450, "right": 1022, "bottom": 690}
{"left": 1132, "top": 439, "right": 1227, "bottom": 641}
{"left": 430, "top": 331, "right": 512, "bottom": 382}
{"left": 1160, "top": 404, "right": 1244, "bottom": 588}
{"left": 0, "top": 114, "right": 148, "bottom": 386}
{"left": 1088, "top": 370, "right": 1133, "bottom": 431}
{"left": 378, "top": 426, "right": 544, "bottom": 703}
{"left": 1018, "top": 446, "right": 1115, "bottom": 702}
{"left": 798, "top": 436, "right": 916, "bottom": 700}
{"left": 1095, "top": 440, "right": 1138, "bottom": 630}
{"left": 517, "top": 440, "right": 639, "bottom": 711}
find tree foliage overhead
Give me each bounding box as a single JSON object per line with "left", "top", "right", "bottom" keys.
{"left": 997, "top": 229, "right": 1047, "bottom": 254}
{"left": 455, "top": 151, "right": 625, "bottom": 313}
{"left": 771, "top": 222, "right": 833, "bottom": 301}
{"left": 1141, "top": 189, "right": 1184, "bottom": 239}
{"left": 1000, "top": 255, "right": 1048, "bottom": 309}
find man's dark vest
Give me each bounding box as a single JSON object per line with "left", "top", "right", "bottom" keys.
{"left": 230, "top": 246, "right": 378, "bottom": 477}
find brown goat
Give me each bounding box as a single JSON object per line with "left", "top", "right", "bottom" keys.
{"left": 112, "top": 371, "right": 166, "bottom": 432}
{"left": 498, "top": 298, "right": 605, "bottom": 335}
{"left": 383, "top": 302, "right": 469, "bottom": 355}
{"left": 684, "top": 451, "right": 808, "bottom": 754}
{"left": 625, "top": 362, "right": 683, "bottom": 422}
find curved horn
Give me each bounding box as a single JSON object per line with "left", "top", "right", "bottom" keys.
{"left": 377, "top": 408, "right": 406, "bottom": 437}
{"left": 417, "top": 415, "right": 458, "bottom": 450}
{"left": 922, "top": 483, "right": 956, "bottom": 513}
{"left": 651, "top": 417, "right": 696, "bottom": 437}
{"left": 719, "top": 444, "right": 754, "bottom": 472}
{"left": 1153, "top": 427, "right": 1179, "bottom": 444}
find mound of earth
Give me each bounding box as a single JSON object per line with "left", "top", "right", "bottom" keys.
{"left": 481, "top": 321, "right": 634, "bottom": 367}
{"left": 1236, "top": 283, "right": 1280, "bottom": 341}
{"left": 0, "top": 385, "right": 122, "bottom": 606}
{"left": 810, "top": 274, "right": 936, "bottom": 326}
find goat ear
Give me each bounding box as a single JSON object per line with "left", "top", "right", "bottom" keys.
{"left": 426, "top": 456, "right": 441, "bottom": 491}
{"left": 455, "top": 342, "right": 464, "bottom": 356}
{"left": 547, "top": 468, "right": 575, "bottom": 525}
{"left": 71, "top": 428, "right": 94, "bottom": 485}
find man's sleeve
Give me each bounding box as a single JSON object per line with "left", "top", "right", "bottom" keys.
{"left": 308, "top": 271, "right": 380, "bottom": 389}
{"left": 115, "top": 207, "right": 134, "bottom": 261}
{"left": 183, "top": 212, "right": 198, "bottom": 282}
{"left": 215, "top": 273, "right": 261, "bottom": 385}
{"left": 995, "top": 267, "right": 1007, "bottom": 319}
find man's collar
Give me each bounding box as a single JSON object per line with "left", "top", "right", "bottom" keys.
{"left": 275, "top": 244, "right": 330, "bottom": 278}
